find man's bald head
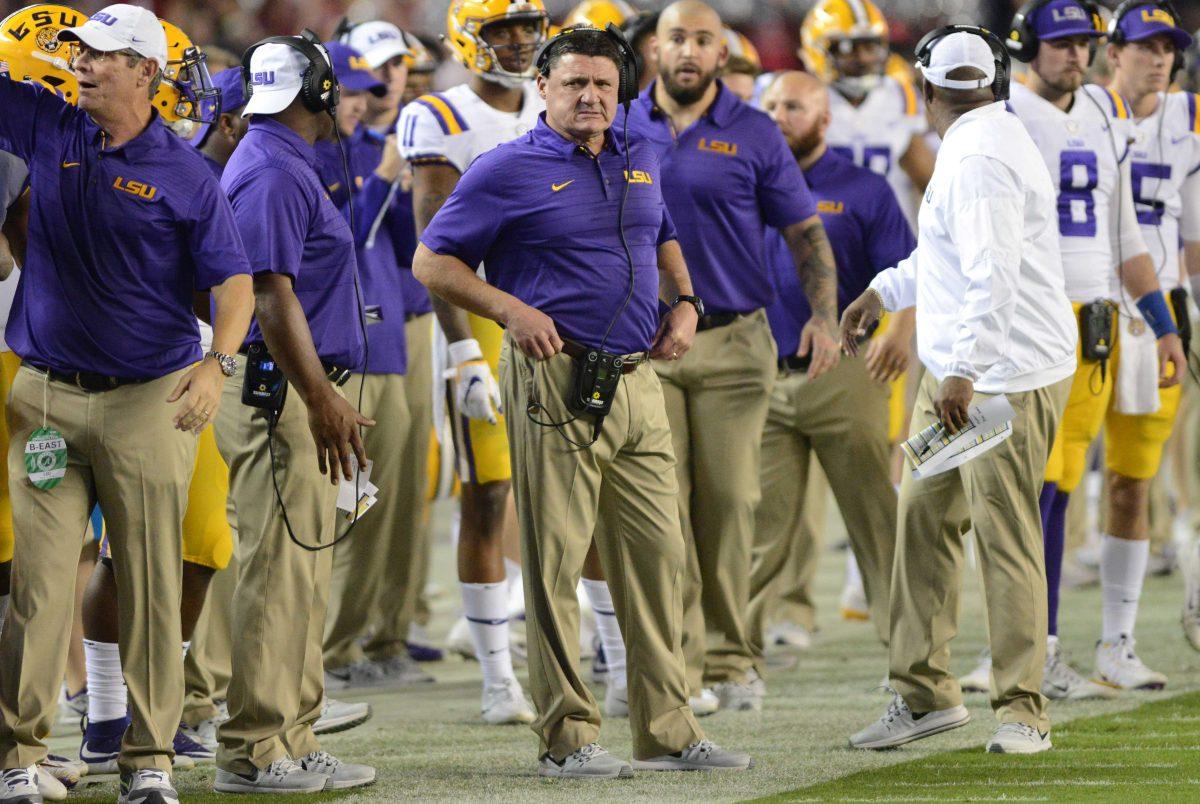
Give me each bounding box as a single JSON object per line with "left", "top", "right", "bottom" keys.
{"left": 761, "top": 70, "right": 831, "bottom": 161}
{"left": 655, "top": 0, "right": 728, "bottom": 106}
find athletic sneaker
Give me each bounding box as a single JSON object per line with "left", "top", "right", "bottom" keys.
{"left": 591, "top": 640, "right": 609, "bottom": 684}
{"left": 481, "top": 677, "right": 536, "bottom": 725}
{"left": 839, "top": 583, "right": 869, "bottom": 621}
{"left": 34, "top": 767, "right": 65, "bottom": 802}
{"left": 173, "top": 726, "right": 215, "bottom": 764}
{"left": 373, "top": 654, "right": 435, "bottom": 685}
{"left": 54, "top": 686, "right": 87, "bottom": 734}
{"left": 117, "top": 769, "right": 177, "bottom": 804}
{"left": 179, "top": 717, "right": 220, "bottom": 755}
{"left": 213, "top": 758, "right": 327, "bottom": 794}
{"left": 631, "top": 740, "right": 752, "bottom": 771}
{"left": 1181, "top": 538, "right": 1200, "bottom": 652}
{"left": 445, "top": 617, "right": 475, "bottom": 661}
{"left": 712, "top": 669, "right": 765, "bottom": 712}
{"left": 1094, "top": 635, "right": 1167, "bottom": 690}
{"left": 312, "top": 698, "right": 372, "bottom": 735}
{"left": 766, "top": 621, "right": 812, "bottom": 650}
{"left": 1, "top": 766, "right": 43, "bottom": 803}
{"left": 849, "top": 690, "right": 970, "bottom": 749}
{"left": 1042, "top": 638, "right": 1116, "bottom": 700}
{"left": 688, "top": 688, "right": 720, "bottom": 717}
{"left": 958, "top": 648, "right": 992, "bottom": 693}
{"left": 79, "top": 716, "right": 128, "bottom": 774}
{"left": 296, "top": 751, "right": 375, "bottom": 791}
{"left": 604, "top": 684, "right": 628, "bottom": 718}
{"left": 406, "top": 642, "right": 444, "bottom": 663}
{"left": 985, "top": 722, "right": 1052, "bottom": 754}
{"left": 323, "top": 659, "right": 387, "bottom": 692}
{"left": 537, "top": 743, "right": 632, "bottom": 779}
{"left": 37, "top": 756, "right": 86, "bottom": 791}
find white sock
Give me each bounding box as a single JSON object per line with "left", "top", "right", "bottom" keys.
{"left": 0, "top": 594, "right": 8, "bottom": 638}
{"left": 83, "top": 639, "right": 127, "bottom": 722}
{"left": 461, "top": 582, "right": 515, "bottom": 687}
{"left": 582, "top": 579, "right": 626, "bottom": 692}
{"left": 1100, "top": 535, "right": 1149, "bottom": 643}
{"left": 504, "top": 559, "right": 525, "bottom": 618}
{"left": 844, "top": 551, "right": 863, "bottom": 592}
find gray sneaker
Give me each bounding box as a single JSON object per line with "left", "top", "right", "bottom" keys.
{"left": 323, "top": 659, "right": 387, "bottom": 691}
{"left": 631, "top": 740, "right": 752, "bottom": 771}
{"left": 712, "top": 669, "right": 765, "bottom": 712}
{"left": 373, "top": 655, "right": 435, "bottom": 685}
{"left": 296, "top": 751, "right": 375, "bottom": 791}
{"left": 213, "top": 758, "right": 327, "bottom": 794}
{"left": 537, "top": 744, "right": 633, "bottom": 779}
{"left": 312, "top": 698, "right": 372, "bottom": 735}
{"left": 118, "top": 769, "right": 177, "bottom": 804}
{"left": 849, "top": 689, "right": 970, "bottom": 749}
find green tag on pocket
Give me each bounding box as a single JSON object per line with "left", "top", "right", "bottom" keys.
{"left": 24, "top": 426, "right": 67, "bottom": 490}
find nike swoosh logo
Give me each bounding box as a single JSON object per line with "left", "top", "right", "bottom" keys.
{"left": 61, "top": 161, "right": 79, "bottom": 168}
{"left": 1172, "top": 135, "right": 1193, "bottom": 145}
{"left": 79, "top": 745, "right": 119, "bottom": 762}
{"left": 551, "top": 180, "right": 574, "bottom": 192}
{"left": 1045, "top": 681, "right": 1068, "bottom": 694}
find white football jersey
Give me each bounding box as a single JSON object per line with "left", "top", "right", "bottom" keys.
{"left": 826, "top": 75, "right": 928, "bottom": 227}
{"left": 397, "top": 82, "right": 543, "bottom": 174}
{"left": 1008, "top": 82, "right": 1148, "bottom": 302}
{"left": 1126, "top": 91, "right": 1200, "bottom": 289}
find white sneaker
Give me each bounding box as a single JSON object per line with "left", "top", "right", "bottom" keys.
{"left": 312, "top": 698, "right": 372, "bottom": 735}
{"left": 0, "top": 767, "right": 41, "bottom": 803}
{"left": 445, "top": 617, "right": 475, "bottom": 661}
{"left": 537, "top": 743, "right": 632, "bottom": 779}
{"left": 179, "top": 716, "right": 220, "bottom": 754}
{"left": 1042, "top": 638, "right": 1116, "bottom": 700}
{"left": 631, "top": 740, "right": 752, "bottom": 771}
{"left": 604, "top": 684, "right": 628, "bottom": 718}
{"left": 712, "top": 669, "right": 765, "bottom": 712}
{"left": 688, "top": 688, "right": 720, "bottom": 717}
{"left": 839, "top": 583, "right": 869, "bottom": 621}
{"left": 214, "top": 758, "right": 327, "bottom": 794}
{"left": 296, "top": 751, "right": 375, "bottom": 791}
{"left": 958, "top": 648, "right": 992, "bottom": 693}
{"left": 766, "top": 621, "right": 812, "bottom": 650}
{"left": 1181, "top": 539, "right": 1200, "bottom": 652}
{"left": 118, "top": 769, "right": 177, "bottom": 804}
{"left": 481, "top": 678, "right": 536, "bottom": 725}
{"left": 849, "top": 690, "right": 970, "bottom": 749}
{"left": 986, "top": 722, "right": 1052, "bottom": 754}
{"left": 54, "top": 687, "right": 87, "bottom": 735}
{"left": 36, "top": 757, "right": 85, "bottom": 794}
{"left": 1094, "top": 635, "right": 1167, "bottom": 690}
{"left": 33, "top": 768, "right": 64, "bottom": 803}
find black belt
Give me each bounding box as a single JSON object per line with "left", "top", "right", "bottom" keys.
{"left": 236, "top": 347, "right": 351, "bottom": 387}
{"left": 560, "top": 339, "right": 647, "bottom": 375}
{"left": 23, "top": 362, "right": 150, "bottom": 393}
{"left": 695, "top": 312, "right": 744, "bottom": 332}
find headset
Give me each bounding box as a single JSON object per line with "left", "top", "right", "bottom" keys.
{"left": 241, "top": 28, "right": 340, "bottom": 115}
{"left": 1006, "top": 0, "right": 1104, "bottom": 64}
{"left": 915, "top": 24, "right": 1011, "bottom": 102}
{"left": 535, "top": 23, "right": 639, "bottom": 105}
{"left": 1108, "top": 0, "right": 1185, "bottom": 81}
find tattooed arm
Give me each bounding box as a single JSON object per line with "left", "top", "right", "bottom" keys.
{"left": 781, "top": 214, "right": 840, "bottom": 378}
{"left": 412, "top": 163, "right": 474, "bottom": 343}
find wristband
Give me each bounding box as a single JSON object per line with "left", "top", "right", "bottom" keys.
{"left": 448, "top": 338, "right": 484, "bottom": 366}
{"left": 1135, "top": 292, "right": 1178, "bottom": 339}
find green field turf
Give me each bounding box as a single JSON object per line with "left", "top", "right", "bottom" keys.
{"left": 51, "top": 500, "right": 1200, "bottom": 801}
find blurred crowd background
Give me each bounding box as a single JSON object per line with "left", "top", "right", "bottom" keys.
{"left": 4, "top": 1, "right": 1199, "bottom": 90}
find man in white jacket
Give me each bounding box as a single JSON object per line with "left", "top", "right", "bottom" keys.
{"left": 839, "top": 28, "right": 1076, "bottom": 755}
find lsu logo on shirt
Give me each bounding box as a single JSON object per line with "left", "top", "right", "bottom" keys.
{"left": 624, "top": 169, "right": 653, "bottom": 185}
{"left": 817, "top": 200, "right": 845, "bottom": 215}
{"left": 697, "top": 138, "right": 738, "bottom": 157}
{"left": 112, "top": 177, "right": 157, "bottom": 200}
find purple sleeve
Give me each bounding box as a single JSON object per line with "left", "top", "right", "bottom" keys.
{"left": 756, "top": 123, "right": 818, "bottom": 230}
{"left": 419, "top": 158, "right": 504, "bottom": 268}
{"left": 187, "top": 178, "right": 251, "bottom": 290}
{"left": 865, "top": 182, "right": 917, "bottom": 274}
{"left": 657, "top": 200, "right": 677, "bottom": 245}
{"left": 227, "top": 167, "right": 310, "bottom": 280}
{"left": 0, "top": 77, "right": 69, "bottom": 161}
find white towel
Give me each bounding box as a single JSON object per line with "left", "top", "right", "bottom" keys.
{"left": 1112, "top": 311, "right": 1161, "bottom": 416}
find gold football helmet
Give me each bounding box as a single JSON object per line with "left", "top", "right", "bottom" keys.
{"left": 800, "top": 0, "right": 889, "bottom": 97}
{"left": 563, "top": 0, "right": 636, "bottom": 29}
{"left": 155, "top": 19, "right": 218, "bottom": 138}
{"left": 0, "top": 4, "right": 85, "bottom": 103}
{"left": 445, "top": 0, "right": 549, "bottom": 87}
{"left": 723, "top": 26, "right": 760, "bottom": 71}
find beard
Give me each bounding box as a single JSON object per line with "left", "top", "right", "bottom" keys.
{"left": 660, "top": 63, "right": 720, "bottom": 106}
{"left": 789, "top": 125, "right": 824, "bottom": 162}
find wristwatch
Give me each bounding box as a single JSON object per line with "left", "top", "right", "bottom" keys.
{"left": 672, "top": 295, "right": 705, "bottom": 317}
{"left": 205, "top": 350, "right": 238, "bottom": 377}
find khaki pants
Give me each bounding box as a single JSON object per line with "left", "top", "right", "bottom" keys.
{"left": 771, "top": 460, "right": 829, "bottom": 631}
{"left": 652, "top": 310, "right": 776, "bottom": 689}
{"left": 890, "top": 371, "right": 1071, "bottom": 731}
{"left": 214, "top": 357, "right": 339, "bottom": 775}
{"left": 183, "top": 541, "right": 237, "bottom": 726}
{"left": 325, "top": 316, "right": 434, "bottom": 666}
{"left": 499, "top": 336, "right": 703, "bottom": 761}
{"left": 748, "top": 355, "right": 896, "bottom": 667}
{"left": 0, "top": 366, "right": 196, "bottom": 772}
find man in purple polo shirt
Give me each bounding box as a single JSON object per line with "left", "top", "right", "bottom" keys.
{"left": 747, "top": 72, "right": 916, "bottom": 679}
{"left": 211, "top": 36, "right": 374, "bottom": 795}
{"left": 414, "top": 27, "right": 750, "bottom": 779}
{"left": 622, "top": 0, "right": 839, "bottom": 713}
{"left": 0, "top": 5, "right": 254, "bottom": 802}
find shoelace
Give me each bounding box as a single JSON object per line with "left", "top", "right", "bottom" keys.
{"left": 571, "top": 743, "right": 603, "bottom": 765}
{"left": 133, "top": 769, "right": 170, "bottom": 786}
{"left": 267, "top": 758, "right": 303, "bottom": 779}
{"left": 303, "top": 752, "right": 341, "bottom": 774}
{"left": 687, "top": 740, "right": 715, "bottom": 759}
{"left": 881, "top": 688, "right": 908, "bottom": 724}
{"left": 1000, "top": 722, "right": 1038, "bottom": 739}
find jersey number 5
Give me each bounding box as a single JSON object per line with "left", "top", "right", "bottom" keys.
{"left": 1131, "top": 162, "right": 1170, "bottom": 227}
{"left": 1058, "top": 150, "right": 1098, "bottom": 238}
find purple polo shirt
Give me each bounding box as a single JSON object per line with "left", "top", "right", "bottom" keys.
{"left": 0, "top": 77, "right": 250, "bottom": 377}
{"left": 765, "top": 150, "right": 915, "bottom": 356}
{"left": 315, "top": 127, "right": 409, "bottom": 374}
{"left": 222, "top": 118, "right": 364, "bottom": 369}
{"left": 421, "top": 115, "right": 675, "bottom": 354}
{"left": 623, "top": 80, "right": 818, "bottom": 314}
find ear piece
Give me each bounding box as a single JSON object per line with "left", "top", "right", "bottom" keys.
{"left": 241, "top": 32, "right": 339, "bottom": 116}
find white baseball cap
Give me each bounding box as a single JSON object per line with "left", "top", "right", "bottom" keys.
{"left": 58, "top": 4, "right": 168, "bottom": 69}
{"left": 917, "top": 31, "right": 996, "bottom": 90}
{"left": 241, "top": 43, "right": 313, "bottom": 117}
{"left": 343, "top": 21, "right": 414, "bottom": 70}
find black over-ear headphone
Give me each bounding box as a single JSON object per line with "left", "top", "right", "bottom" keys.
{"left": 1007, "top": 0, "right": 1104, "bottom": 64}
{"left": 242, "top": 28, "right": 340, "bottom": 115}
{"left": 1108, "top": 0, "right": 1185, "bottom": 80}
{"left": 915, "top": 24, "right": 1012, "bottom": 102}
{"left": 535, "top": 23, "right": 639, "bottom": 105}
